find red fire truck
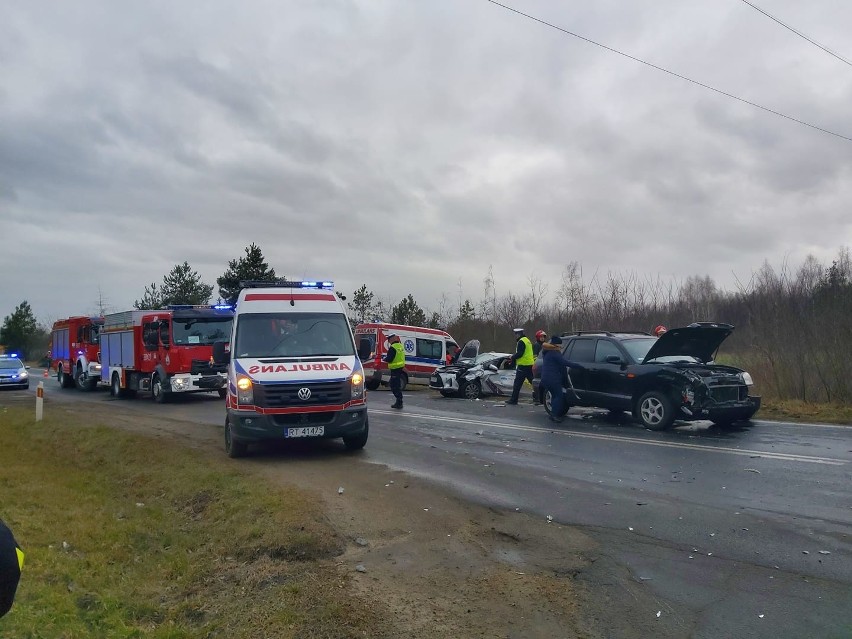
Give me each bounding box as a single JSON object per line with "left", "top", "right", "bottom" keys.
{"left": 51, "top": 316, "right": 104, "bottom": 390}
{"left": 100, "top": 305, "right": 233, "bottom": 403}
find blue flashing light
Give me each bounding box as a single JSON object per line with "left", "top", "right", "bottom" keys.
{"left": 301, "top": 281, "right": 318, "bottom": 288}
{"left": 213, "top": 304, "right": 232, "bottom": 311}
{"left": 321, "top": 281, "right": 334, "bottom": 288}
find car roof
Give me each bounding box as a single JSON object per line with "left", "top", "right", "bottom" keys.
{"left": 561, "top": 331, "right": 653, "bottom": 340}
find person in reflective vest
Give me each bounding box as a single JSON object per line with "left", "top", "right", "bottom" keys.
{"left": 506, "top": 327, "right": 535, "bottom": 405}
{"left": 0, "top": 518, "right": 23, "bottom": 618}
{"left": 383, "top": 333, "right": 406, "bottom": 409}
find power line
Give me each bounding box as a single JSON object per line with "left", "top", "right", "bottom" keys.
{"left": 482, "top": 0, "right": 852, "bottom": 143}
{"left": 740, "top": 0, "right": 852, "bottom": 68}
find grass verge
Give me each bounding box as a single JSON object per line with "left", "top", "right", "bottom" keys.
{"left": 0, "top": 405, "right": 387, "bottom": 638}
{"left": 757, "top": 399, "right": 852, "bottom": 425}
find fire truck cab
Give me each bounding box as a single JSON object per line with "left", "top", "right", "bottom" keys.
{"left": 213, "top": 280, "right": 370, "bottom": 458}
{"left": 51, "top": 316, "right": 104, "bottom": 391}
{"left": 101, "top": 305, "right": 233, "bottom": 402}
{"left": 354, "top": 323, "right": 458, "bottom": 391}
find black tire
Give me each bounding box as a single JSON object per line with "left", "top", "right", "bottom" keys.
{"left": 217, "top": 388, "right": 227, "bottom": 399}
{"left": 75, "top": 365, "right": 96, "bottom": 391}
{"left": 225, "top": 419, "right": 247, "bottom": 458}
{"left": 439, "top": 390, "right": 455, "bottom": 398}
{"left": 544, "top": 389, "right": 570, "bottom": 417}
{"left": 343, "top": 418, "right": 369, "bottom": 450}
{"left": 365, "top": 379, "right": 381, "bottom": 391}
{"left": 111, "top": 373, "right": 124, "bottom": 399}
{"left": 460, "top": 379, "right": 481, "bottom": 400}
{"left": 637, "top": 391, "right": 675, "bottom": 431}
{"left": 58, "top": 366, "right": 74, "bottom": 389}
{"left": 152, "top": 374, "right": 169, "bottom": 404}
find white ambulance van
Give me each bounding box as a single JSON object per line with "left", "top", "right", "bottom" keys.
{"left": 213, "top": 280, "right": 370, "bottom": 458}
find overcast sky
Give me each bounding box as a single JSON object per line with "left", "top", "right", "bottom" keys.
{"left": 2, "top": 0, "right": 851, "bottom": 323}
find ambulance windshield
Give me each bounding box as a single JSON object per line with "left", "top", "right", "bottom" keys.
{"left": 234, "top": 313, "right": 355, "bottom": 358}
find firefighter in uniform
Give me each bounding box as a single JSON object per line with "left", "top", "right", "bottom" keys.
{"left": 0, "top": 518, "right": 23, "bottom": 618}
{"left": 384, "top": 333, "right": 406, "bottom": 409}
{"left": 506, "top": 327, "right": 535, "bottom": 405}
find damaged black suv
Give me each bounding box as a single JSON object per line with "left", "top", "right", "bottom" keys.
{"left": 540, "top": 322, "right": 761, "bottom": 430}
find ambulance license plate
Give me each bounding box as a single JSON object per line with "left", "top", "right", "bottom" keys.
{"left": 286, "top": 426, "right": 324, "bottom": 438}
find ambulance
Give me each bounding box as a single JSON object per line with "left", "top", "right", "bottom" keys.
{"left": 213, "top": 280, "right": 370, "bottom": 458}
{"left": 354, "top": 322, "right": 458, "bottom": 391}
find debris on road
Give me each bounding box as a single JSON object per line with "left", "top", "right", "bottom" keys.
{"left": 355, "top": 564, "right": 367, "bottom": 573}
{"left": 546, "top": 515, "right": 553, "bottom": 523}
{"left": 656, "top": 611, "right": 661, "bottom": 618}
{"left": 744, "top": 468, "right": 761, "bottom": 474}
{"left": 355, "top": 538, "right": 369, "bottom": 547}
{"left": 819, "top": 550, "right": 831, "bottom": 555}
{"left": 338, "top": 487, "right": 344, "bottom": 495}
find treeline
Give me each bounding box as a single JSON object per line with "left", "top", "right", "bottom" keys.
{"left": 2, "top": 245, "right": 849, "bottom": 404}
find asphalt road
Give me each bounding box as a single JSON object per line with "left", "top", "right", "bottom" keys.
{"left": 8, "top": 373, "right": 852, "bottom": 638}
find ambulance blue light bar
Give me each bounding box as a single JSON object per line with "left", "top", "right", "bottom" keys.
{"left": 239, "top": 280, "right": 334, "bottom": 290}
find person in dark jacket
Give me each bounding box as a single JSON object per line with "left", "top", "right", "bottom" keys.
{"left": 383, "top": 333, "right": 406, "bottom": 409}
{"left": 540, "top": 336, "right": 583, "bottom": 422}
{"left": 532, "top": 330, "right": 548, "bottom": 357}
{"left": 0, "top": 518, "right": 23, "bottom": 618}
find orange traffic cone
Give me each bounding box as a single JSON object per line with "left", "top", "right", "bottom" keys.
{"left": 43, "top": 368, "right": 49, "bottom": 378}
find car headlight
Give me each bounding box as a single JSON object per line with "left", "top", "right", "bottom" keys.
{"left": 742, "top": 372, "right": 754, "bottom": 386}
{"left": 351, "top": 372, "right": 364, "bottom": 398}
{"left": 236, "top": 375, "right": 254, "bottom": 404}
{"left": 19, "top": 370, "right": 28, "bottom": 379}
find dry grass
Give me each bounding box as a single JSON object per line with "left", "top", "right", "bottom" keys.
{"left": 0, "top": 405, "right": 389, "bottom": 638}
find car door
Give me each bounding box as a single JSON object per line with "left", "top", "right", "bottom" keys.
{"left": 564, "top": 338, "right": 595, "bottom": 401}
{"left": 587, "top": 338, "right": 632, "bottom": 410}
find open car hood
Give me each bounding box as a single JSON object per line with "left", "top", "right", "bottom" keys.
{"left": 458, "top": 339, "right": 480, "bottom": 360}
{"left": 643, "top": 323, "right": 734, "bottom": 364}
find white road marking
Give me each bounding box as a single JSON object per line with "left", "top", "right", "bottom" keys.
{"left": 371, "top": 409, "right": 848, "bottom": 466}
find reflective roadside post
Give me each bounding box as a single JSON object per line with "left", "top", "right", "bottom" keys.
{"left": 36, "top": 381, "right": 44, "bottom": 422}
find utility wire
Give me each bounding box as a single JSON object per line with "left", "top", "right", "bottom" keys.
{"left": 483, "top": 0, "right": 852, "bottom": 143}
{"left": 740, "top": 0, "right": 852, "bottom": 68}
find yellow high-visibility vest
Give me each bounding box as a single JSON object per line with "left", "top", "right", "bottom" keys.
{"left": 516, "top": 336, "right": 534, "bottom": 366}
{"left": 388, "top": 342, "right": 406, "bottom": 370}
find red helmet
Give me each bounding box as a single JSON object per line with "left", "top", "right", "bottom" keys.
{"left": 535, "top": 329, "right": 547, "bottom": 340}
{"left": 653, "top": 325, "right": 667, "bottom": 337}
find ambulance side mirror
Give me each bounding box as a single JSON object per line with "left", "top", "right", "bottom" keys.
{"left": 357, "top": 338, "right": 372, "bottom": 361}
{"left": 212, "top": 341, "right": 230, "bottom": 365}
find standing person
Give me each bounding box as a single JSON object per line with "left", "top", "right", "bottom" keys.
{"left": 533, "top": 330, "right": 548, "bottom": 357}
{"left": 540, "top": 336, "right": 583, "bottom": 423}
{"left": 0, "top": 518, "right": 23, "bottom": 618}
{"left": 384, "top": 333, "right": 406, "bottom": 409}
{"left": 506, "top": 328, "right": 535, "bottom": 405}
{"left": 653, "top": 325, "right": 667, "bottom": 337}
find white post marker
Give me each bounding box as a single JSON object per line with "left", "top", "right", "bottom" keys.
{"left": 36, "top": 381, "right": 44, "bottom": 422}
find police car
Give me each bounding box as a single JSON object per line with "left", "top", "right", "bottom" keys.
{"left": 0, "top": 354, "right": 29, "bottom": 390}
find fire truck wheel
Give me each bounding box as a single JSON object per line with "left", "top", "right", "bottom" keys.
{"left": 225, "top": 420, "right": 247, "bottom": 458}
{"left": 365, "top": 379, "right": 381, "bottom": 391}
{"left": 152, "top": 374, "right": 170, "bottom": 404}
{"left": 59, "top": 366, "right": 74, "bottom": 389}
{"left": 111, "top": 373, "right": 124, "bottom": 399}
{"left": 75, "top": 365, "right": 96, "bottom": 391}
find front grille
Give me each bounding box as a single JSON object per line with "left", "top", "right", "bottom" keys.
{"left": 272, "top": 412, "right": 337, "bottom": 426}
{"left": 191, "top": 359, "right": 227, "bottom": 375}
{"left": 708, "top": 385, "right": 744, "bottom": 403}
{"left": 256, "top": 381, "right": 349, "bottom": 408}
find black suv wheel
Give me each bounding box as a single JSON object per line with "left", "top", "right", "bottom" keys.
{"left": 638, "top": 391, "right": 675, "bottom": 431}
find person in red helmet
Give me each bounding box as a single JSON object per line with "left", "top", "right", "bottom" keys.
{"left": 653, "top": 325, "right": 667, "bottom": 337}
{"left": 533, "top": 329, "right": 548, "bottom": 357}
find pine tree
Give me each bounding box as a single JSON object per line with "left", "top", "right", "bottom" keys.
{"left": 217, "top": 243, "right": 278, "bottom": 305}
{"left": 0, "top": 301, "right": 39, "bottom": 359}
{"left": 391, "top": 294, "right": 426, "bottom": 326}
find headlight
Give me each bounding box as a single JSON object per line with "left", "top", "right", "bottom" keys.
{"left": 742, "top": 372, "right": 754, "bottom": 386}
{"left": 19, "top": 370, "right": 28, "bottom": 379}
{"left": 236, "top": 375, "right": 253, "bottom": 404}
{"left": 351, "top": 372, "right": 365, "bottom": 398}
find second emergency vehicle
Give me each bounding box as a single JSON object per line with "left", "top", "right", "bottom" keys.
{"left": 51, "top": 316, "right": 104, "bottom": 390}
{"left": 213, "top": 280, "right": 369, "bottom": 458}
{"left": 354, "top": 323, "right": 458, "bottom": 391}
{"left": 101, "top": 305, "right": 233, "bottom": 402}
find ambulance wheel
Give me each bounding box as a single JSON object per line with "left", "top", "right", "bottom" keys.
{"left": 217, "top": 388, "right": 227, "bottom": 399}
{"left": 152, "top": 374, "right": 169, "bottom": 404}
{"left": 225, "top": 419, "right": 247, "bottom": 458}
{"left": 366, "top": 379, "right": 381, "bottom": 391}
{"left": 343, "top": 418, "right": 369, "bottom": 451}
{"left": 399, "top": 372, "right": 408, "bottom": 392}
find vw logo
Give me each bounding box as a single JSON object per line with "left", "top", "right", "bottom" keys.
{"left": 297, "top": 387, "right": 312, "bottom": 401}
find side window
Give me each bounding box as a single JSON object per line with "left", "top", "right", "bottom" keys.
{"left": 143, "top": 322, "right": 158, "bottom": 350}
{"left": 416, "top": 338, "right": 442, "bottom": 359}
{"left": 595, "top": 340, "right": 622, "bottom": 363}
{"left": 567, "top": 338, "right": 595, "bottom": 362}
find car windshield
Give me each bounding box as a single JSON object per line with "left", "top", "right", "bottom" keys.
{"left": 0, "top": 358, "right": 23, "bottom": 369}
{"left": 235, "top": 312, "right": 355, "bottom": 358}
{"left": 172, "top": 318, "right": 233, "bottom": 346}
{"left": 620, "top": 338, "right": 660, "bottom": 363}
